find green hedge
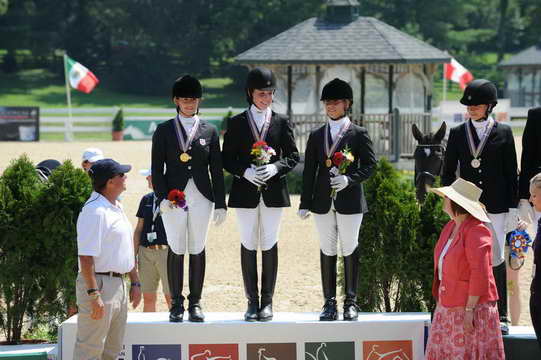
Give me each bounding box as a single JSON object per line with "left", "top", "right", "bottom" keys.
{"left": 0, "top": 156, "right": 91, "bottom": 343}
{"left": 354, "top": 158, "right": 448, "bottom": 312}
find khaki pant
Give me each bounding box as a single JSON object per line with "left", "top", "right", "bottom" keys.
{"left": 138, "top": 245, "right": 170, "bottom": 294}
{"left": 73, "top": 273, "right": 127, "bottom": 360}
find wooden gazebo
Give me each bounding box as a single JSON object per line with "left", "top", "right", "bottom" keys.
{"left": 500, "top": 43, "right": 541, "bottom": 109}
{"left": 235, "top": 0, "right": 450, "bottom": 159}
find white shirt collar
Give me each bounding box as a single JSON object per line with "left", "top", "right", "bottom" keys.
{"left": 179, "top": 114, "right": 196, "bottom": 124}
{"left": 471, "top": 118, "right": 489, "bottom": 129}
{"left": 328, "top": 116, "right": 349, "bottom": 129}
{"left": 89, "top": 191, "right": 122, "bottom": 210}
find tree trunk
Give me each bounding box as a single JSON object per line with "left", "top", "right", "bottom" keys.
{"left": 497, "top": 0, "right": 509, "bottom": 62}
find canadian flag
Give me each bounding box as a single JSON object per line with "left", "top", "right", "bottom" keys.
{"left": 444, "top": 58, "right": 474, "bottom": 90}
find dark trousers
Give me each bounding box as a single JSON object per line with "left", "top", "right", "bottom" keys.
{"left": 531, "top": 284, "right": 541, "bottom": 351}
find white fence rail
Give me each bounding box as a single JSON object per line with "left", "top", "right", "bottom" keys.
{"left": 40, "top": 107, "right": 244, "bottom": 138}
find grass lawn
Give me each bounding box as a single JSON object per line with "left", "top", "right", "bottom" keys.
{"left": 0, "top": 69, "right": 246, "bottom": 108}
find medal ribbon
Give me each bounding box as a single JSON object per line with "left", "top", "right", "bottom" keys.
{"left": 465, "top": 118, "right": 494, "bottom": 160}
{"left": 324, "top": 118, "right": 352, "bottom": 159}
{"left": 174, "top": 115, "right": 200, "bottom": 153}
{"left": 246, "top": 108, "right": 271, "bottom": 142}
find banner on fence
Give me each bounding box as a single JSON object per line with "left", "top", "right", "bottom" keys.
{"left": 0, "top": 106, "right": 40, "bottom": 141}
{"left": 123, "top": 118, "right": 223, "bottom": 140}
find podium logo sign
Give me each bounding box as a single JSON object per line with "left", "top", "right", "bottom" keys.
{"left": 189, "top": 344, "right": 239, "bottom": 360}
{"left": 131, "top": 344, "right": 181, "bottom": 360}
{"left": 305, "top": 342, "right": 354, "bottom": 360}
{"left": 363, "top": 340, "right": 412, "bottom": 360}
{"left": 247, "top": 343, "right": 296, "bottom": 360}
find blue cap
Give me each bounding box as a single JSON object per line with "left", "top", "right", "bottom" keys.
{"left": 89, "top": 159, "right": 131, "bottom": 186}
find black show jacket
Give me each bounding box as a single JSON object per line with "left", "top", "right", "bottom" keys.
{"left": 222, "top": 110, "right": 299, "bottom": 208}
{"left": 300, "top": 123, "right": 376, "bottom": 215}
{"left": 151, "top": 118, "right": 226, "bottom": 209}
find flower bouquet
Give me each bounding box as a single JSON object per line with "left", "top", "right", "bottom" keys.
{"left": 330, "top": 146, "right": 354, "bottom": 199}
{"left": 160, "top": 189, "right": 188, "bottom": 213}
{"left": 250, "top": 140, "right": 276, "bottom": 191}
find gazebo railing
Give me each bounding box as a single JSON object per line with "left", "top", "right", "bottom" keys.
{"left": 291, "top": 111, "right": 431, "bottom": 160}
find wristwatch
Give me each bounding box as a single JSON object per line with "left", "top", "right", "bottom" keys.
{"left": 87, "top": 288, "right": 101, "bottom": 299}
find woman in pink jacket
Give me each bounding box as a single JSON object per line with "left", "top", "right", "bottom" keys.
{"left": 425, "top": 178, "right": 504, "bottom": 359}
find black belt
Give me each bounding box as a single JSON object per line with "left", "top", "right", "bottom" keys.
{"left": 95, "top": 272, "right": 123, "bottom": 278}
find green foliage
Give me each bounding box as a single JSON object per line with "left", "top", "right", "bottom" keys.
{"left": 112, "top": 107, "right": 124, "bottom": 131}
{"left": 0, "top": 156, "right": 91, "bottom": 343}
{"left": 356, "top": 158, "right": 447, "bottom": 312}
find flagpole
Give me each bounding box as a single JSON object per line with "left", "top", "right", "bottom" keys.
{"left": 63, "top": 53, "right": 74, "bottom": 141}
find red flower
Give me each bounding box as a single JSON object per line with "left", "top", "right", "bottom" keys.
{"left": 332, "top": 151, "right": 345, "bottom": 166}
{"left": 167, "top": 189, "right": 187, "bottom": 208}
{"left": 253, "top": 140, "right": 267, "bottom": 149}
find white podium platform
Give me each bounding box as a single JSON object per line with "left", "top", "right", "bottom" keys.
{"left": 59, "top": 312, "right": 430, "bottom": 360}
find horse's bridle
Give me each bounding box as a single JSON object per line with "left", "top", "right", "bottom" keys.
{"left": 414, "top": 144, "right": 446, "bottom": 184}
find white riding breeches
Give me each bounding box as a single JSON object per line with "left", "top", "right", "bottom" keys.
{"left": 235, "top": 200, "right": 283, "bottom": 251}
{"left": 313, "top": 210, "right": 363, "bottom": 257}
{"left": 161, "top": 179, "right": 213, "bottom": 255}
{"left": 486, "top": 212, "right": 506, "bottom": 267}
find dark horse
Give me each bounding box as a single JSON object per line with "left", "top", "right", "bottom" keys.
{"left": 412, "top": 122, "right": 446, "bottom": 202}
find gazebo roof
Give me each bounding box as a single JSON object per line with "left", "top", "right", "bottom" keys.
{"left": 236, "top": 16, "right": 450, "bottom": 65}
{"left": 499, "top": 44, "right": 541, "bottom": 67}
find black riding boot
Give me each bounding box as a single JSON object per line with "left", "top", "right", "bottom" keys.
{"left": 493, "top": 262, "right": 509, "bottom": 334}
{"left": 319, "top": 251, "right": 338, "bottom": 321}
{"left": 188, "top": 249, "right": 206, "bottom": 322}
{"left": 259, "top": 244, "right": 278, "bottom": 322}
{"left": 167, "top": 248, "right": 185, "bottom": 322}
{"left": 241, "top": 245, "right": 259, "bottom": 321}
{"left": 343, "top": 247, "right": 360, "bottom": 321}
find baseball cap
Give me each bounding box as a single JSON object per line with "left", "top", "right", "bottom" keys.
{"left": 139, "top": 168, "right": 151, "bottom": 177}
{"left": 89, "top": 159, "right": 131, "bottom": 186}
{"left": 82, "top": 148, "right": 104, "bottom": 163}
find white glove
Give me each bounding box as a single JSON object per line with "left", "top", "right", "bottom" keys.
{"left": 297, "top": 209, "right": 311, "bottom": 220}
{"left": 330, "top": 175, "right": 349, "bottom": 192}
{"left": 213, "top": 208, "right": 227, "bottom": 226}
{"left": 256, "top": 164, "right": 278, "bottom": 181}
{"left": 243, "top": 167, "right": 266, "bottom": 187}
{"left": 504, "top": 208, "right": 520, "bottom": 233}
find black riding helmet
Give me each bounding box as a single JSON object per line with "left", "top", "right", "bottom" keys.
{"left": 245, "top": 67, "right": 276, "bottom": 104}
{"left": 172, "top": 75, "right": 202, "bottom": 99}
{"left": 460, "top": 79, "right": 498, "bottom": 106}
{"left": 321, "top": 78, "right": 353, "bottom": 100}
{"left": 320, "top": 78, "right": 354, "bottom": 110}
{"left": 172, "top": 75, "right": 202, "bottom": 114}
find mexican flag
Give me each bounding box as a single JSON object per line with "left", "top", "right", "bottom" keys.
{"left": 65, "top": 56, "right": 99, "bottom": 93}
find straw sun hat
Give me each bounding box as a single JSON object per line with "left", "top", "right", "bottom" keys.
{"left": 429, "top": 178, "right": 490, "bottom": 223}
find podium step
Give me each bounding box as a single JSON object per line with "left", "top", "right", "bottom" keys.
{"left": 60, "top": 312, "right": 429, "bottom": 360}
{"left": 504, "top": 326, "right": 541, "bottom": 360}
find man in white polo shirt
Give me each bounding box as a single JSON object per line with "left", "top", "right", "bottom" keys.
{"left": 74, "top": 159, "right": 142, "bottom": 360}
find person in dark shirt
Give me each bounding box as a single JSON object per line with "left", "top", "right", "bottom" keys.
{"left": 133, "top": 168, "right": 171, "bottom": 312}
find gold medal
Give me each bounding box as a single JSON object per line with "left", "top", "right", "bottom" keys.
{"left": 179, "top": 152, "right": 191, "bottom": 163}
{"left": 326, "top": 159, "right": 332, "bottom": 168}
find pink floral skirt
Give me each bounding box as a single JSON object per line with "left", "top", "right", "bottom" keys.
{"left": 425, "top": 302, "right": 504, "bottom": 360}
